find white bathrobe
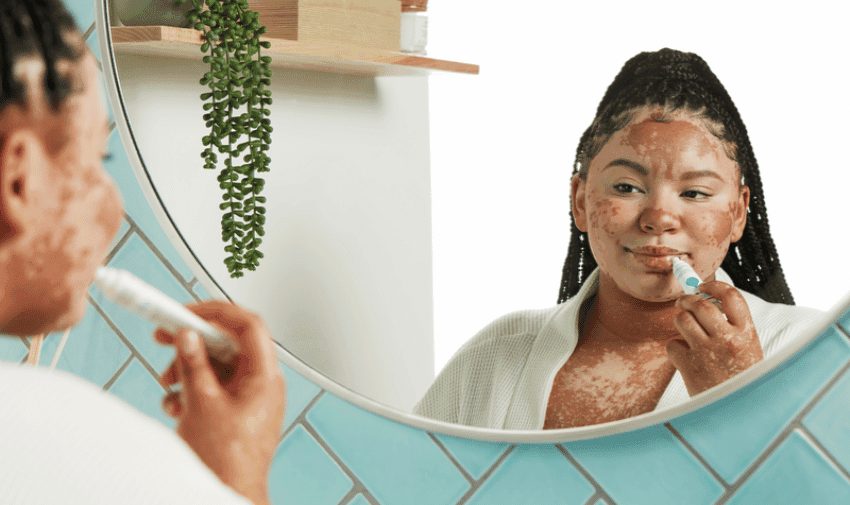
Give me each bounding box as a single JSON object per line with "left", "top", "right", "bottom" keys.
{"left": 0, "top": 363, "right": 251, "bottom": 504}
{"left": 414, "top": 268, "right": 825, "bottom": 430}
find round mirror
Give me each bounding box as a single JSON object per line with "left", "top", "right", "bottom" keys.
{"left": 107, "top": 0, "right": 848, "bottom": 433}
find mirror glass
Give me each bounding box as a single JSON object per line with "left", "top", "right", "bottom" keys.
{"left": 427, "top": 1, "right": 849, "bottom": 423}
{"left": 110, "top": 0, "right": 849, "bottom": 428}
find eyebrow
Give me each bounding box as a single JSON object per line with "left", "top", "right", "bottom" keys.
{"left": 604, "top": 158, "right": 647, "bottom": 175}
{"left": 679, "top": 169, "right": 724, "bottom": 182}
{"left": 603, "top": 158, "right": 725, "bottom": 182}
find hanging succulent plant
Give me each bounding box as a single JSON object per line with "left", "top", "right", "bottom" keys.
{"left": 176, "top": 0, "right": 273, "bottom": 278}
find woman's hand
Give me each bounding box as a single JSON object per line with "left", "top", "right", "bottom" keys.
{"left": 154, "top": 301, "right": 286, "bottom": 505}
{"left": 666, "top": 281, "right": 763, "bottom": 396}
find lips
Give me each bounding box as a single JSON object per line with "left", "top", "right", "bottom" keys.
{"left": 625, "top": 246, "right": 686, "bottom": 270}
{"left": 626, "top": 246, "right": 685, "bottom": 257}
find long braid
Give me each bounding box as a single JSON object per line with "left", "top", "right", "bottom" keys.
{"left": 557, "top": 48, "right": 794, "bottom": 305}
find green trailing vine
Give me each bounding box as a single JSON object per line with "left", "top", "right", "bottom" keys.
{"left": 177, "top": 0, "right": 273, "bottom": 278}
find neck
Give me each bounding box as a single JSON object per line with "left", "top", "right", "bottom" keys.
{"left": 589, "top": 272, "right": 683, "bottom": 344}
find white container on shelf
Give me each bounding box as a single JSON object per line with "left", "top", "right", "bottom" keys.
{"left": 400, "top": 12, "right": 428, "bottom": 55}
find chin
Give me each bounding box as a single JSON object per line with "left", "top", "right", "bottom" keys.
{"left": 621, "top": 277, "right": 681, "bottom": 304}
{"left": 633, "top": 291, "right": 679, "bottom": 304}
{"left": 4, "top": 296, "right": 87, "bottom": 336}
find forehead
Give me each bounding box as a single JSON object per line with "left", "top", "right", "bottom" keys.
{"left": 588, "top": 107, "right": 741, "bottom": 182}
{"left": 602, "top": 107, "right": 729, "bottom": 160}
{"left": 617, "top": 113, "right": 717, "bottom": 157}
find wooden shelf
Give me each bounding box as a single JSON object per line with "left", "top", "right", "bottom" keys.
{"left": 110, "top": 26, "right": 479, "bottom": 77}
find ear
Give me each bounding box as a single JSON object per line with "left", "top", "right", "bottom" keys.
{"left": 571, "top": 174, "right": 589, "bottom": 232}
{"left": 0, "top": 130, "right": 43, "bottom": 241}
{"left": 730, "top": 185, "right": 750, "bottom": 243}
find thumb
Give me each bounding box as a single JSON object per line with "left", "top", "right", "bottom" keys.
{"left": 665, "top": 338, "right": 691, "bottom": 372}
{"left": 176, "top": 329, "right": 221, "bottom": 408}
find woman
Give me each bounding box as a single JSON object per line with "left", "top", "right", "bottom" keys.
{"left": 0, "top": 1, "right": 284, "bottom": 502}
{"left": 414, "top": 48, "right": 823, "bottom": 430}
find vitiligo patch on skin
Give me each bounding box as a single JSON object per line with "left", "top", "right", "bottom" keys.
{"left": 544, "top": 339, "right": 676, "bottom": 429}
{"left": 0, "top": 52, "right": 123, "bottom": 335}
{"left": 618, "top": 118, "right": 722, "bottom": 177}
{"left": 549, "top": 107, "right": 759, "bottom": 428}
{"left": 574, "top": 108, "right": 748, "bottom": 303}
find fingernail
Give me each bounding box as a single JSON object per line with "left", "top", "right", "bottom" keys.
{"left": 184, "top": 330, "right": 200, "bottom": 353}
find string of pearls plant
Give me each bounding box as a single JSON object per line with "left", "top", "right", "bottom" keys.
{"left": 177, "top": 0, "right": 273, "bottom": 278}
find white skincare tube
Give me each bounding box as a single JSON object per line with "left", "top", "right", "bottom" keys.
{"left": 94, "top": 267, "right": 239, "bottom": 362}
{"left": 671, "top": 258, "right": 723, "bottom": 312}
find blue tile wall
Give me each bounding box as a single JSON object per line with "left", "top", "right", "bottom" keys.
{"left": 668, "top": 326, "right": 850, "bottom": 483}
{"left": 725, "top": 430, "right": 850, "bottom": 505}
{"left": 108, "top": 358, "right": 177, "bottom": 429}
{"left": 34, "top": 304, "right": 130, "bottom": 387}
{"left": 431, "top": 433, "right": 510, "bottom": 481}
{"left": 280, "top": 361, "right": 322, "bottom": 433}
{"left": 0, "top": 337, "right": 27, "bottom": 363}
{"left": 464, "top": 445, "right": 594, "bottom": 505}
{"left": 37, "top": 2, "right": 850, "bottom": 503}
{"left": 803, "top": 366, "right": 850, "bottom": 473}
{"left": 306, "top": 393, "right": 470, "bottom": 505}
{"left": 67, "top": 0, "right": 96, "bottom": 31}
{"left": 565, "top": 424, "right": 724, "bottom": 505}
{"left": 269, "top": 425, "right": 353, "bottom": 505}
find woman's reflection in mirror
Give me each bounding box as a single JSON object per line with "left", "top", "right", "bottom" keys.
{"left": 414, "top": 48, "right": 823, "bottom": 430}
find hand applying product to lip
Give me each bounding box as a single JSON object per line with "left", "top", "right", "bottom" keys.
{"left": 671, "top": 257, "right": 724, "bottom": 312}
{"left": 667, "top": 256, "right": 763, "bottom": 397}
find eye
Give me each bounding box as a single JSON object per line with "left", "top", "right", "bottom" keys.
{"left": 613, "top": 183, "right": 641, "bottom": 194}
{"left": 101, "top": 152, "right": 114, "bottom": 162}
{"left": 681, "top": 189, "right": 711, "bottom": 200}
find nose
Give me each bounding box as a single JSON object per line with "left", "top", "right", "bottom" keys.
{"left": 639, "top": 194, "right": 679, "bottom": 234}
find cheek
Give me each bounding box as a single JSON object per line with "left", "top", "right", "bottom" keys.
{"left": 695, "top": 210, "right": 733, "bottom": 248}
{"left": 57, "top": 170, "right": 123, "bottom": 263}
{"left": 586, "top": 195, "right": 630, "bottom": 270}
{"left": 588, "top": 194, "right": 628, "bottom": 236}
{"left": 86, "top": 170, "right": 124, "bottom": 239}
{"left": 692, "top": 209, "right": 734, "bottom": 271}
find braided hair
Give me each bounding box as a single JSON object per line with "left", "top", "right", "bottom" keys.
{"left": 557, "top": 48, "right": 795, "bottom": 306}
{"left": 0, "top": 0, "right": 83, "bottom": 130}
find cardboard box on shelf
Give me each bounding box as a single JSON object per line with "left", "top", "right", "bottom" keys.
{"left": 250, "top": 0, "right": 402, "bottom": 51}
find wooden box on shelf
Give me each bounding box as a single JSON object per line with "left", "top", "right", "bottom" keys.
{"left": 250, "top": 0, "right": 401, "bottom": 51}
{"left": 401, "top": 0, "right": 427, "bottom": 12}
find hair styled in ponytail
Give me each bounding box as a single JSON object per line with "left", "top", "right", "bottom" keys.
{"left": 557, "top": 48, "right": 794, "bottom": 306}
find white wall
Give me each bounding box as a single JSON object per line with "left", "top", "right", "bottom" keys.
{"left": 428, "top": 1, "right": 850, "bottom": 376}
{"left": 115, "top": 53, "right": 434, "bottom": 412}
